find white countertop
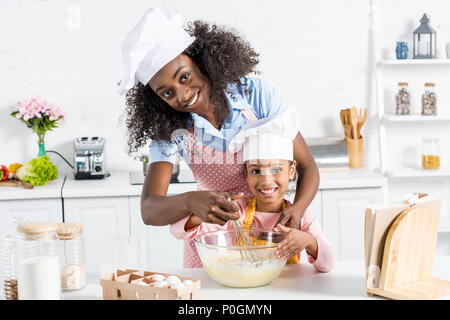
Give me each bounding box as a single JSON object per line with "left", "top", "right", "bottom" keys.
{"left": 62, "top": 171, "right": 198, "bottom": 198}
{"left": 317, "top": 169, "right": 387, "bottom": 189}
{"left": 61, "top": 256, "right": 450, "bottom": 300}
{"left": 0, "top": 168, "right": 387, "bottom": 200}
{"left": 0, "top": 177, "right": 65, "bottom": 201}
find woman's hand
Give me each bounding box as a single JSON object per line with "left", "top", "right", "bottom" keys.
{"left": 274, "top": 224, "right": 318, "bottom": 260}
{"left": 276, "top": 204, "right": 305, "bottom": 229}
{"left": 187, "top": 191, "right": 244, "bottom": 225}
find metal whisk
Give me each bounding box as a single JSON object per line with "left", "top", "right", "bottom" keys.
{"left": 224, "top": 193, "right": 257, "bottom": 263}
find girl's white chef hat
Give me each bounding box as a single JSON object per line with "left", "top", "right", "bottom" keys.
{"left": 228, "top": 108, "right": 300, "bottom": 163}
{"left": 118, "top": 7, "right": 195, "bottom": 96}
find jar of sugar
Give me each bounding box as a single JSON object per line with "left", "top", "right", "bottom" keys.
{"left": 56, "top": 222, "right": 86, "bottom": 290}
{"left": 16, "top": 221, "right": 61, "bottom": 300}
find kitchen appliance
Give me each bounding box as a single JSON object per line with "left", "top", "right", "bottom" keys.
{"left": 73, "top": 136, "right": 107, "bottom": 180}
{"left": 305, "top": 136, "right": 349, "bottom": 170}
{"left": 130, "top": 154, "right": 185, "bottom": 185}
{"left": 134, "top": 154, "right": 180, "bottom": 181}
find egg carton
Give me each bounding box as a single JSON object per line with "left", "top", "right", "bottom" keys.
{"left": 99, "top": 269, "right": 200, "bottom": 300}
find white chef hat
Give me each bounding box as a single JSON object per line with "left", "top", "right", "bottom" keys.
{"left": 118, "top": 7, "right": 196, "bottom": 96}
{"left": 228, "top": 108, "right": 300, "bottom": 163}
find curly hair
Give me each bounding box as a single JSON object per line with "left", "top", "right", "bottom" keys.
{"left": 124, "top": 20, "right": 260, "bottom": 155}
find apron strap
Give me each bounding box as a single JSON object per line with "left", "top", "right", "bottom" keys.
{"left": 241, "top": 197, "right": 300, "bottom": 264}
{"left": 241, "top": 109, "right": 258, "bottom": 122}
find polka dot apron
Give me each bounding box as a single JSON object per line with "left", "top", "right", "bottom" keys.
{"left": 183, "top": 109, "right": 258, "bottom": 268}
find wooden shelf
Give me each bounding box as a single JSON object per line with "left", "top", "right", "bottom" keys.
{"left": 383, "top": 114, "right": 450, "bottom": 122}
{"left": 387, "top": 167, "right": 450, "bottom": 178}
{"left": 379, "top": 59, "right": 450, "bottom": 65}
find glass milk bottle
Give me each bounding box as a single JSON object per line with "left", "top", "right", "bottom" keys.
{"left": 56, "top": 223, "right": 86, "bottom": 290}
{"left": 16, "top": 221, "right": 61, "bottom": 300}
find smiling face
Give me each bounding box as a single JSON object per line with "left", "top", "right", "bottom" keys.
{"left": 148, "top": 54, "right": 211, "bottom": 115}
{"left": 245, "top": 159, "right": 297, "bottom": 213}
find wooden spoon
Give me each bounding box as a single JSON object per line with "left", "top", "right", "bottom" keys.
{"left": 350, "top": 107, "right": 358, "bottom": 140}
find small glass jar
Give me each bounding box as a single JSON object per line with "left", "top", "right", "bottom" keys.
{"left": 395, "top": 82, "right": 411, "bottom": 115}
{"left": 0, "top": 216, "right": 28, "bottom": 300}
{"left": 421, "top": 138, "right": 440, "bottom": 170}
{"left": 56, "top": 222, "right": 86, "bottom": 290}
{"left": 421, "top": 83, "right": 437, "bottom": 115}
{"left": 16, "top": 221, "right": 61, "bottom": 300}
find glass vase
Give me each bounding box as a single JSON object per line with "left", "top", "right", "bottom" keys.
{"left": 38, "top": 142, "right": 46, "bottom": 157}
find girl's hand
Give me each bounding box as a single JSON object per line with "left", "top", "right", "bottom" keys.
{"left": 187, "top": 191, "right": 244, "bottom": 225}
{"left": 276, "top": 205, "right": 304, "bottom": 229}
{"left": 274, "top": 224, "right": 317, "bottom": 259}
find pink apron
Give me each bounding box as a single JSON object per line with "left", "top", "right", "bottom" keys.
{"left": 183, "top": 109, "right": 258, "bottom": 268}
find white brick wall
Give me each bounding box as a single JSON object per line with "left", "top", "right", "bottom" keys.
{"left": 1, "top": 0, "right": 449, "bottom": 177}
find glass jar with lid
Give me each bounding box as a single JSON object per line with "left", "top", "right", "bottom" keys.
{"left": 0, "top": 216, "right": 28, "bottom": 300}
{"left": 421, "top": 138, "right": 440, "bottom": 170}
{"left": 56, "top": 222, "right": 86, "bottom": 290}
{"left": 16, "top": 221, "right": 61, "bottom": 300}
{"left": 395, "top": 82, "right": 411, "bottom": 115}
{"left": 421, "top": 83, "right": 437, "bottom": 115}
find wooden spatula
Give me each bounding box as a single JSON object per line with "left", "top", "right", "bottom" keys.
{"left": 350, "top": 107, "right": 358, "bottom": 139}
{"left": 340, "top": 110, "right": 345, "bottom": 127}
{"left": 340, "top": 109, "right": 352, "bottom": 138}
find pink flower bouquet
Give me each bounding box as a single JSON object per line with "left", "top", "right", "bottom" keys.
{"left": 11, "top": 97, "right": 65, "bottom": 144}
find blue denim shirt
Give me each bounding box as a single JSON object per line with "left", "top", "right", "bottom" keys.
{"left": 149, "top": 77, "right": 289, "bottom": 167}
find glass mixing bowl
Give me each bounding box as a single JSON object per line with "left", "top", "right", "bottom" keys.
{"left": 194, "top": 229, "right": 287, "bottom": 288}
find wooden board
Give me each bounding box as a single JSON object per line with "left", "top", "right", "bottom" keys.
{"left": 364, "top": 196, "right": 442, "bottom": 290}
{"left": 369, "top": 277, "right": 450, "bottom": 300}
{"left": 380, "top": 205, "right": 437, "bottom": 288}
{"left": 0, "top": 180, "right": 34, "bottom": 189}
{"left": 369, "top": 204, "right": 450, "bottom": 299}
{"left": 364, "top": 203, "right": 408, "bottom": 289}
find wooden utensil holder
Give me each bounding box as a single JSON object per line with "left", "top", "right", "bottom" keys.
{"left": 366, "top": 199, "right": 450, "bottom": 300}
{"left": 100, "top": 269, "right": 200, "bottom": 300}
{"left": 345, "top": 137, "right": 364, "bottom": 168}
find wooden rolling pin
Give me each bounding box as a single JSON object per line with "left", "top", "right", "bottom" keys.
{"left": 0, "top": 180, "right": 34, "bottom": 189}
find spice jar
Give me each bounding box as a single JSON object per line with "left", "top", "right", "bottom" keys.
{"left": 16, "top": 221, "right": 61, "bottom": 300}
{"left": 0, "top": 216, "right": 28, "bottom": 300}
{"left": 421, "top": 138, "right": 440, "bottom": 170}
{"left": 56, "top": 222, "right": 86, "bottom": 290}
{"left": 395, "top": 82, "right": 411, "bottom": 115}
{"left": 421, "top": 83, "right": 437, "bottom": 115}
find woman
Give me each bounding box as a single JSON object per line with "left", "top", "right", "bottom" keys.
{"left": 120, "top": 8, "right": 319, "bottom": 267}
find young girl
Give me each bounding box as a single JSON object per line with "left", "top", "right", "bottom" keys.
{"left": 170, "top": 109, "right": 335, "bottom": 272}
